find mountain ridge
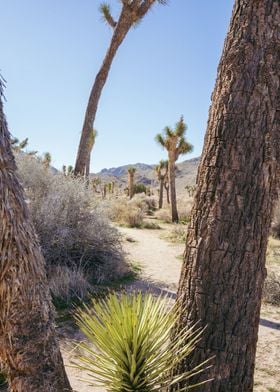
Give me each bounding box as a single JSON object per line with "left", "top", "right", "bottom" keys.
{"left": 93, "top": 157, "right": 200, "bottom": 194}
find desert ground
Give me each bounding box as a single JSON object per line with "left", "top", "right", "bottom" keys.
{"left": 62, "top": 221, "right": 280, "bottom": 392}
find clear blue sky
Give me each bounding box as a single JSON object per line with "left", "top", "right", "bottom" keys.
{"left": 1, "top": 0, "right": 234, "bottom": 172}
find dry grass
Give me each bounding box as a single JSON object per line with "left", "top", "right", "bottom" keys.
{"left": 48, "top": 266, "right": 91, "bottom": 305}
{"left": 107, "top": 199, "right": 144, "bottom": 227}
{"left": 177, "top": 197, "right": 194, "bottom": 223}
{"left": 155, "top": 208, "right": 172, "bottom": 223}
{"left": 103, "top": 194, "right": 157, "bottom": 228}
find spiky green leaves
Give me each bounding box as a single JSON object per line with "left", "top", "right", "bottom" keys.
{"left": 73, "top": 292, "right": 210, "bottom": 391}
{"left": 128, "top": 167, "right": 136, "bottom": 174}
{"left": 99, "top": 2, "right": 117, "bottom": 28}
{"left": 155, "top": 116, "right": 193, "bottom": 161}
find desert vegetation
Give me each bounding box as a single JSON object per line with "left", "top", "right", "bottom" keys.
{"left": 1, "top": 1, "right": 280, "bottom": 392}
{"left": 155, "top": 116, "right": 193, "bottom": 222}
{"left": 16, "top": 153, "right": 128, "bottom": 299}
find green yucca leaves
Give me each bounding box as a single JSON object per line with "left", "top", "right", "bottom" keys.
{"left": 73, "top": 292, "right": 210, "bottom": 391}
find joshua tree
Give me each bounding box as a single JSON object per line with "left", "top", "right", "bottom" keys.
{"left": 164, "top": 173, "right": 170, "bottom": 204}
{"left": 156, "top": 116, "right": 193, "bottom": 222}
{"left": 128, "top": 167, "right": 136, "bottom": 199}
{"left": 0, "top": 79, "right": 72, "bottom": 391}
{"left": 172, "top": 1, "right": 280, "bottom": 391}
{"left": 74, "top": 0, "right": 166, "bottom": 176}
{"left": 185, "top": 184, "right": 196, "bottom": 197}
{"left": 42, "top": 152, "right": 52, "bottom": 168}
{"left": 11, "top": 137, "right": 28, "bottom": 152}
{"left": 67, "top": 165, "right": 73, "bottom": 176}
{"left": 11, "top": 137, "right": 37, "bottom": 156}
{"left": 103, "top": 183, "right": 107, "bottom": 199}
{"left": 155, "top": 159, "right": 168, "bottom": 209}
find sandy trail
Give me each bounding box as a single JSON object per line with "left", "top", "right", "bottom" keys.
{"left": 63, "top": 224, "right": 185, "bottom": 391}
{"left": 119, "top": 225, "right": 184, "bottom": 293}
{"left": 63, "top": 224, "right": 280, "bottom": 391}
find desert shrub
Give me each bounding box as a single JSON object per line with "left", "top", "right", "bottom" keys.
{"left": 177, "top": 198, "right": 193, "bottom": 224}
{"left": 262, "top": 272, "right": 280, "bottom": 305}
{"left": 155, "top": 208, "right": 172, "bottom": 223}
{"left": 73, "top": 292, "right": 208, "bottom": 391}
{"left": 133, "top": 183, "right": 148, "bottom": 194}
{"left": 16, "top": 154, "right": 127, "bottom": 283}
{"left": 124, "top": 207, "right": 144, "bottom": 228}
{"left": 142, "top": 221, "right": 161, "bottom": 230}
{"left": 169, "top": 224, "right": 187, "bottom": 243}
{"left": 130, "top": 193, "right": 157, "bottom": 215}
{"left": 48, "top": 266, "right": 92, "bottom": 305}
{"left": 107, "top": 199, "right": 144, "bottom": 228}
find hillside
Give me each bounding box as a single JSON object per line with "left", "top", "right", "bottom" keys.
{"left": 93, "top": 157, "right": 200, "bottom": 197}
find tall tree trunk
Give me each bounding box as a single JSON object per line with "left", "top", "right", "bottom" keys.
{"left": 128, "top": 172, "right": 135, "bottom": 199}
{"left": 164, "top": 182, "right": 170, "bottom": 204}
{"left": 0, "top": 81, "right": 72, "bottom": 391}
{"left": 172, "top": 1, "right": 280, "bottom": 391}
{"left": 74, "top": 7, "right": 133, "bottom": 176}
{"left": 168, "top": 155, "right": 178, "bottom": 223}
{"left": 158, "top": 178, "right": 164, "bottom": 209}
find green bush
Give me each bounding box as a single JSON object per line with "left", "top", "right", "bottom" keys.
{"left": 73, "top": 292, "right": 209, "bottom": 391}
{"left": 134, "top": 183, "right": 148, "bottom": 194}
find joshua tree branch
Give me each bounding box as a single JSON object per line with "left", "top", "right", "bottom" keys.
{"left": 100, "top": 3, "right": 117, "bottom": 28}
{"left": 137, "top": 0, "right": 156, "bottom": 19}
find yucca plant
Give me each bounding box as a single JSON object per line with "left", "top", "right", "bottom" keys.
{"left": 73, "top": 292, "right": 210, "bottom": 391}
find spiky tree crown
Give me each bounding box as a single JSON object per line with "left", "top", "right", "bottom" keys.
{"left": 99, "top": 0, "right": 167, "bottom": 30}
{"left": 155, "top": 116, "right": 193, "bottom": 161}
{"left": 155, "top": 159, "right": 168, "bottom": 179}
{"left": 128, "top": 167, "right": 136, "bottom": 174}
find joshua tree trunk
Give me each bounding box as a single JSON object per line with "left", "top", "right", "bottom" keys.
{"left": 0, "top": 81, "right": 72, "bottom": 391}
{"left": 164, "top": 181, "right": 170, "bottom": 204}
{"left": 172, "top": 1, "right": 280, "bottom": 391}
{"left": 128, "top": 171, "right": 135, "bottom": 199}
{"left": 74, "top": 8, "right": 134, "bottom": 176}
{"left": 168, "top": 154, "right": 179, "bottom": 223}
{"left": 158, "top": 178, "right": 164, "bottom": 209}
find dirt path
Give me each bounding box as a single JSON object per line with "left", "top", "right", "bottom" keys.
{"left": 63, "top": 224, "right": 280, "bottom": 391}
{"left": 119, "top": 225, "right": 185, "bottom": 294}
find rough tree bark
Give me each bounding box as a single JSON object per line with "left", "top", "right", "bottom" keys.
{"left": 0, "top": 80, "right": 72, "bottom": 391}
{"left": 164, "top": 180, "right": 170, "bottom": 204}
{"left": 172, "top": 1, "right": 280, "bottom": 391}
{"left": 74, "top": 0, "right": 160, "bottom": 176}
{"left": 168, "top": 152, "right": 179, "bottom": 223}
{"left": 128, "top": 169, "right": 135, "bottom": 199}
{"left": 159, "top": 178, "right": 164, "bottom": 208}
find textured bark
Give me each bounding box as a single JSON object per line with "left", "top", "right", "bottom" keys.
{"left": 156, "top": 166, "right": 168, "bottom": 209}
{"left": 158, "top": 178, "right": 164, "bottom": 208}
{"left": 168, "top": 153, "right": 179, "bottom": 223}
{"left": 74, "top": 9, "right": 131, "bottom": 176}
{"left": 74, "top": 1, "right": 158, "bottom": 176}
{"left": 128, "top": 170, "right": 135, "bottom": 199}
{"left": 0, "top": 81, "right": 72, "bottom": 391}
{"left": 164, "top": 181, "right": 170, "bottom": 204}
{"left": 172, "top": 1, "right": 280, "bottom": 391}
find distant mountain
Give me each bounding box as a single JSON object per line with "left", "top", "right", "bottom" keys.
{"left": 93, "top": 157, "right": 200, "bottom": 197}
{"left": 100, "top": 163, "right": 154, "bottom": 178}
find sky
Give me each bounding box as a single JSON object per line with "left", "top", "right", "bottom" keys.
{"left": 1, "top": 0, "right": 234, "bottom": 173}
